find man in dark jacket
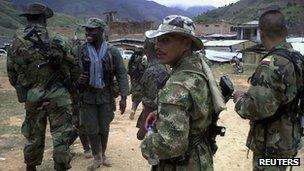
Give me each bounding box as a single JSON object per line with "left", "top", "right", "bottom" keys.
{"left": 76, "top": 18, "right": 129, "bottom": 170}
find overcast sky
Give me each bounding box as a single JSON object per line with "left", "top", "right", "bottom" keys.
{"left": 150, "top": 0, "right": 240, "bottom": 8}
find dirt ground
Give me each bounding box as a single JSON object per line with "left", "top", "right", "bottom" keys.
{"left": 0, "top": 58, "right": 303, "bottom": 171}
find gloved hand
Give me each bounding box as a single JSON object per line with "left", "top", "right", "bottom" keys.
{"left": 119, "top": 96, "right": 127, "bottom": 114}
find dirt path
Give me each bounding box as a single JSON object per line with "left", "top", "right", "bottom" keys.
{"left": 1, "top": 99, "right": 303, "bottom": 171}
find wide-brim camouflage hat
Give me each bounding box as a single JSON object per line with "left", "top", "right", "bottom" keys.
{"left": 81, "top": 18, "right": 107, "bottom": 30}
{"left": 145, "top": 15, "right": 203, "bottom": 50}
{"left": 19, "top": 3, "right": 53, "bottom": 18}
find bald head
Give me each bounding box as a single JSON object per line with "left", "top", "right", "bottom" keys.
{"left": 259, "top": 10, "right": 287, "bottom": 39}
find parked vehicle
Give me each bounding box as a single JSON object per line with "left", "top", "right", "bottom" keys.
{"left": 230, "top": 55, "right": 244, "bottom": 74}
{"left": 0, "top": 49, "right": 7, "bottom": 58}
{"left": 122, "top": 50, "right": 134, "bottom": 59}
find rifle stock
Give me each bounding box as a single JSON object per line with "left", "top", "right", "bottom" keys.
{"left": 209, "top": 75, "right": 234, "bottom": 154}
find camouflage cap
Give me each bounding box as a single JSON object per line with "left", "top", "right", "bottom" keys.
{"left": 19, "top": 3, "right": 54, "bottom": 18}
{"left": 82, "top": 18, "right": 107, "bottom": 30}
{"left": 145, "top": 15, "right": 203, "bottom": 50}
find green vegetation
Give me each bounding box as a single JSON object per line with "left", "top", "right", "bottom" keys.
{"left": 196, "top": 0, "right": 304, "bottom": 35}
{"left": 0, "top": 1, "right": 81, "bottom": 38}
{"left": 48, "top": 13, "right": 82, "bottom": 27}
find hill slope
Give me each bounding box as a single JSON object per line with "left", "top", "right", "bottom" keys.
{"left": 11, "top": 0, "right": 191, "bottom": 21}
{"left": 0, "top": 0, "right": 82, "bottom": 38}
{"left": 186, "top": 6, "right": 216, "bottom": 16}
{"left": 196, "top": 0, "right": 304, "bottom": 35}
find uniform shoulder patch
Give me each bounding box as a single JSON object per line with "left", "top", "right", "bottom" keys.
{"left": 260, "top": 56, "right": 272, "bottom": 66}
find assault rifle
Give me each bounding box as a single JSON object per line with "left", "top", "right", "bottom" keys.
{"left": 23, "top": 26, "right": 59, "bottom": 69}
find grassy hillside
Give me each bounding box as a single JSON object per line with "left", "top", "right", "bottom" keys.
{"left": 12, "top": 0, "right": 191, "bottom": 21}
{"left": 196, "top": 0, "right": 304, "bottom": 35}
{"left": 0, "top": 0, "right": 82, "bottom": 39}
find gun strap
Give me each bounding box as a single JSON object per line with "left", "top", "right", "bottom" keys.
{"left": 16, "top": 35, "right": 28, "bottom": 47}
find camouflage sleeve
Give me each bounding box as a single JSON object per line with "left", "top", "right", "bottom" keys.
{"left": 235, "top": 55, "right": 297, "bottom": 120}
{"left": 7, "top": 45, "right": 17, "bottom": 87}
{"left": 52, "top": 34, "right": 82, "bottom": 82}
{"left": 7, "top": 36, "right": 25, "bottom": 87}
{"left": 141, "top": 77, "right": 191, "bottom": 159}
{"left": 141, "top": 68, "right": 158, "bottom": 110}
{"left": 111, "top": 46, "right": 129, "bottom": 97}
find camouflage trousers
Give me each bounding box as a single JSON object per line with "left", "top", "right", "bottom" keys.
{"left": 130, "top": 80, "right": 142, "bottom": 103}
{"left": 21, "top": 103, "right": 75, "bottom": 170}
{"left": 252, "top": 153, "right": 296, "bottom": 171}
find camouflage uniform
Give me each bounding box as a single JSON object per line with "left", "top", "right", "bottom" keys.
{"left": 235, "top": 42, "right": 303, "bottom": 171}
{"left": 136, "top": 59, "right": 168, "bottom": 129}
{"left": 7, "top": 25, "right": 81, "bottom": 170}
{"left": 141, "top": 55, "right": 214, "bottom": 171}
{"left": 128, "top": 52, "right": 147, "bottom": 103}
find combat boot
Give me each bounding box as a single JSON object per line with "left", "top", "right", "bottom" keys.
{"left": 102, "top": 155, "right": 112, "bottom": 167}
{"left": 26, "top": 165, "right": 37, "bottom": 171}
{"left": 87, "top": 157, "right": 102, "bottom": 170}
{"left": 84, "top": 149, "right": 92, "bottom": 159}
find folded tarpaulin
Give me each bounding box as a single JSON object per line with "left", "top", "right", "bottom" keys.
{"left": 205, "top": 49, "right": 242, "bottom": 62}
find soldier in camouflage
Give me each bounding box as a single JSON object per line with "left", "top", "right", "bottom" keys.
{"left": 136, "top": 39, "right": 169, "bottom": 140}
{"left": 233, "top": 10, "right": 303, "bottom": 171}
{"left": 7, "top": 3, "right": 81, "bottom": 171}
{"left": 76, "top": 18, "right": 129, "bottom": 170}
{"left": 128, "top": 48, "right": 147, "bottom": 120}
{"left": 141, "top": 15, "right": 220, "bottom": 171}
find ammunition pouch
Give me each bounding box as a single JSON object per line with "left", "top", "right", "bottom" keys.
{"left": 15, "top": 84, "right": 28, "bottom": 103}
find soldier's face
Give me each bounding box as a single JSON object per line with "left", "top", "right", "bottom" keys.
{"left": 155, "top": 34, "right": 191, "bottom": 65}
{"left": 85, "top": 27, "right": 103, "bottom": 43}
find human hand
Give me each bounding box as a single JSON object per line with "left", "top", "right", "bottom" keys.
{"left": 145, "top": 111, "right": 157, "bottom": 130}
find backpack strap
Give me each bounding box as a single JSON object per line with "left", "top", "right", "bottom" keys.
{"left": 255, "top": 48, "right": 304, "bottom": 124}
{"left": 262, "top": 48, "right": 302, "bottom": 75}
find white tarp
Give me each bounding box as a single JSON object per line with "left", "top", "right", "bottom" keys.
{"left": 204, "top": 40, "right": 249, "bottom": 47}
{"left": 292, "top": 43, "right": 304, "bottom": 55}
{"left": 205, "top": 50, "right": 242, "bottom": 62}
{"left": 287, "top": 37, "right": 304, "bottom": 43}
